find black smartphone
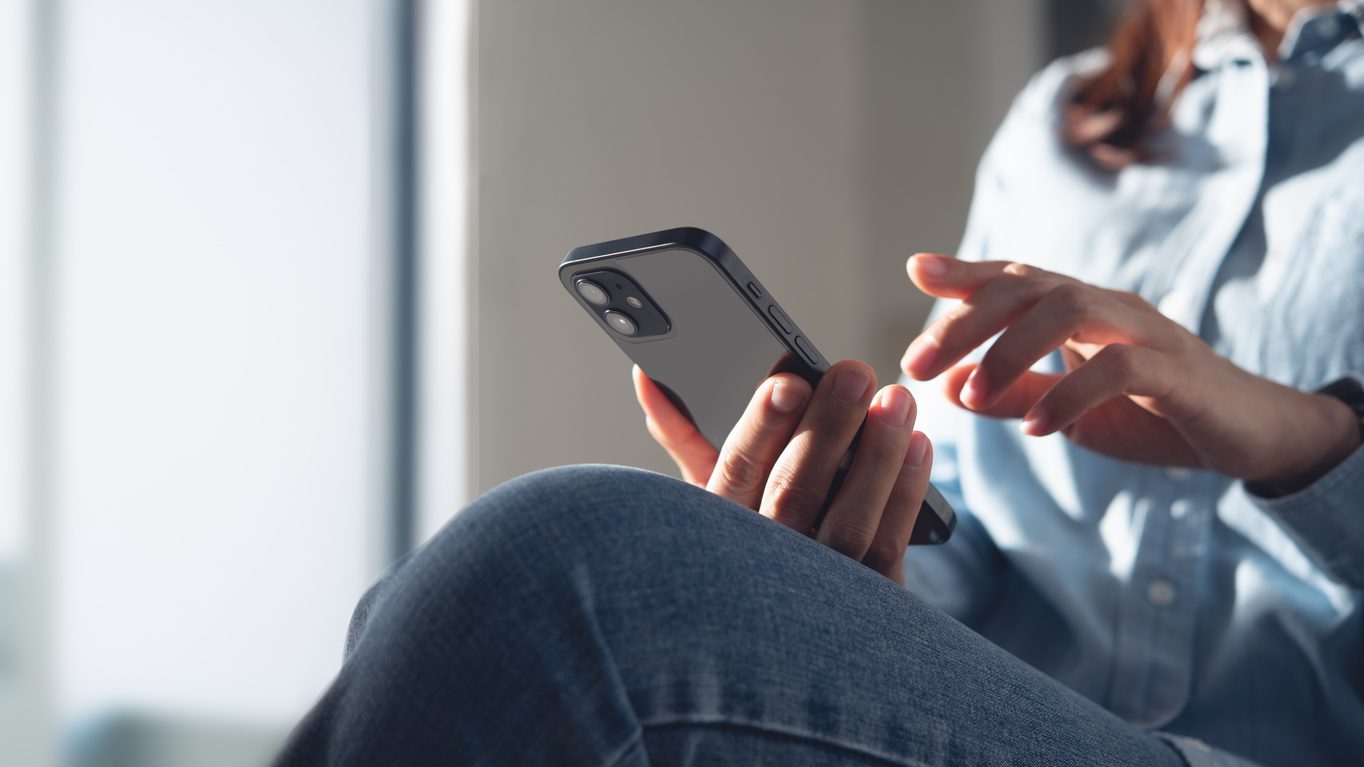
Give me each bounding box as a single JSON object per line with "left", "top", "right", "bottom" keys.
{"left": 559, "top": 226, "right": 955, "bottom": 545}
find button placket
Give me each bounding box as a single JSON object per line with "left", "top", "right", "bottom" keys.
{"left": 1104, "top": 479, "right": 1209, "bottom": 726}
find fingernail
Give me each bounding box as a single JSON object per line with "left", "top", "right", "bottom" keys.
{"left": 905, "top": 432, "right": 929, "bottom": 466}
{"left": 1020, "top": 412, "right": 1048, "bottom": 436}
{"left": 880, "top": 387, "right": 912, "bottom": 426}
{"left": 963, "top": 370, "right": 989, "bottom": 409}
{"left": 832, "top": 367, "right": 870, "bottom": 403}
{"left": 902, "top": 337, "right": 938, "bottom": 377}
{"left": 914, "top": 254, "right": 948, "bottom": 277}
{"left": 770, "top": 380, "right": 808, "bottom": 414}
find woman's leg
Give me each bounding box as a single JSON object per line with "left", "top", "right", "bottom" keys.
{"left": 276, "top": 465, "right": 1183, "bottom": 767}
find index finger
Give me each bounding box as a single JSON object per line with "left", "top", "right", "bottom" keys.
{"left": 633, "top": 366, "right": 718, "bottom": 486}
{"left": 906, "top": 253, "right": 1070, "bottom": 300}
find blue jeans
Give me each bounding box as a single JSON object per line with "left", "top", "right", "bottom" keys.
{"left": 276, "top": 465, "right": 1187, "bottom": 766}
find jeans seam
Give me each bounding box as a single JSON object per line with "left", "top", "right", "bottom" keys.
{"left": 638, "top": 715, "right": 932, "bottom": 767}
{"left": 605, "top": 731, "right": 645, "bottom": 767}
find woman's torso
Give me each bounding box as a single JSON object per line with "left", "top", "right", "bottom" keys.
{"left": 904, "top": 7, "right": 1364, "bottom": 765}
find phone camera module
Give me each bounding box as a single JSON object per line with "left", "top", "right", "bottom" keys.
{"left": 575, "top": 279, "right": 610, "bottom": 307}
{"left": 603, "top": 310, "right": 638, "bottom": 336}
{"left": 567, "top": 268, "right": 668, "bottom": 338}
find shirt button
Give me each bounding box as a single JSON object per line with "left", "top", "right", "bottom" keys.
{"left": 1165, "top": 467, "right": 1192, "bottom": 482}
{"left": 1318, "top": 17, "right": 1340, "bottom": 39}
{"left": 1146, "top": 578, "right": 1178, "bottom": 608}
{"left": 1170, "top": 500, "right": 1190, "bottom": 519}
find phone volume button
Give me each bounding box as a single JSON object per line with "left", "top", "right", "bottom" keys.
{"left": 746, "top": 282, "right": 762, "bottom": 299}
{"left": 767, "top": 305, "right": 792, "bottom": 334}
{"left": 793, "top": 336, "right": 821, "bottom": 368}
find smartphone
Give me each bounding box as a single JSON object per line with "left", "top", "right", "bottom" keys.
{"left": 559, "top": 226, "right": 955, "bottom": 545}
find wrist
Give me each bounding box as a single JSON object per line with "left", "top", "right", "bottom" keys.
{"left": 1249, "top": 391, "right": 1362, "bottom": 498}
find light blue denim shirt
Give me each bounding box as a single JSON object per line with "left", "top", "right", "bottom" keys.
{"left": 903, "top": 4, "right": 1364, "bottom": 765}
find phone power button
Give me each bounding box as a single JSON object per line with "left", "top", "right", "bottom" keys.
{"left": 767, "top": 305, "right": 792, "bottom": 335}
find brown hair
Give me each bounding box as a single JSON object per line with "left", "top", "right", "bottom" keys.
{"left": 1065, "top": 0, "right": 1204, "bottom": 169}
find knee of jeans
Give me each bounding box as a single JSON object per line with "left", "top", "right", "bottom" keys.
{"left": 341, "top": 466, "right": 694, "bottom": 660}
{"left": 423, "top": 463, "right": 693, "bottom": 572}
{"left": 478, "top": 464, "right": 686, "bottom": 536}
{"left": 344, "top": 549, "right": 415, "bottom": 657}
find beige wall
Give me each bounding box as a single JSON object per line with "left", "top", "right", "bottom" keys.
{"left": 471, "top": 0, "right": 1043, "bottom": 494}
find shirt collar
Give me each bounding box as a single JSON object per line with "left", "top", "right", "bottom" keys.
{"left": 1192, "top": 0, "right": 1364, "bottom": 70}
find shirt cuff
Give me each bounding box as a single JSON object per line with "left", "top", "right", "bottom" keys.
{"left": 1244, "top": 433, "right": 1364, "bottom": 589}
{"left": 1155, "top": 733, "right": 1264, "bottom": 767}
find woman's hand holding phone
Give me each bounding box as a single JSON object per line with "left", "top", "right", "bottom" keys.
{"left": 633, "top": 361, "right": 932, "bottom": 585}
{"left": 902, "top": 254, "right": 1361, "bottom": 494}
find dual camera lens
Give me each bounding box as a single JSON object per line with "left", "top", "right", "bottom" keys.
{"left": 575, "top": 278, "right": 638, "bottom": 335}
{"left": 575, "top": 276, "right": 658, "bottom": 337}
{"left": 603, "top": 310, "right": 637, "bottom": 336}
{"left": 576, "top": 279, "right": 610, "bottom": 307}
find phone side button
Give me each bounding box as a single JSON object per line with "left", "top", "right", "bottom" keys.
{"left": 767, "top": 305, "right": 792, "bottom": 334}
{"left": 747, "top": 282, "right": 762, "bottom": 299}
{"left": 793, "top": 335, "right": 822, "bottom": 368}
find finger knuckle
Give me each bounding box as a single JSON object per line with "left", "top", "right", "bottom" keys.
{"left": 713, "top": 446, "right": 767, "bottom": 496}
{"left": 764, "top": 469, "right": 826, "bottom": 526}
{"left": 809, "top": 404, "right": 862, "bottom": 436}
{"left": 859, "top": 435, "right": 911, "bottom": 470}
{"left": 1046, "top": 283, "right": 1095, "bottom": 324}
{"left": 823, "top": 523, "right": 877, "bottom": 560}
{"left": 1117, "top": 289, "right": 1146, "bottom": 307}
{"left": 862, "top": 538, "right": 907, "bottom": 573}
{"left": 1002, "top": 261, "right": 1037, "bottom": 280}
{"left": 1168, "top": 327, "right": 1205, "bottom": 359}
{"left": 1100, "top": 344, "right": 1140, "bottom": 378}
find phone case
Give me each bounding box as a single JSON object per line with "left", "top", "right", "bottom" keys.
{"left": 560, "top": 227, "right": 955, "bottom": 545}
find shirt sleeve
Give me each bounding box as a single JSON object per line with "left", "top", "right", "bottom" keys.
{"left": 1244, "top": 374, "right": 1364, "bottom": 590}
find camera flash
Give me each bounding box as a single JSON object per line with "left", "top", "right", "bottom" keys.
{"left": 626, "top": 296, "right": 644, "bottom": 309}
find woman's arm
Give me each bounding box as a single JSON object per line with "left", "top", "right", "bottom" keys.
{"left": 901, "top": 253, "right": 1364, "bottom": 587}
{"left": 1243, "top": 375, "right": 1364, "bottom": 589}
{"left": 901, "top": 254, "right": 1362, "bottom": 488}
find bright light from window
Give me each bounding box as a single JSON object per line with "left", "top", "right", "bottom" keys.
{"left": 417, "top": 0, "right": 473, "bottom": 541}
{"left": 51, "top": 0, "right": 379, "bottom": 734}
{"left": 0, "top": 0, "right": 29, "bottom": 563}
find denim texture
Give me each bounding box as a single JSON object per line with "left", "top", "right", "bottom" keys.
{"left": 278, "top": 466, "right": 1194, "bottom": 766}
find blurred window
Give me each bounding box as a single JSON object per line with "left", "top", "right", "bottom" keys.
{"left": 0, "top": 0, "right": 28, "bottom": 563}
{"left": 6, "top": 1, "right": 472, "bottom": 765}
